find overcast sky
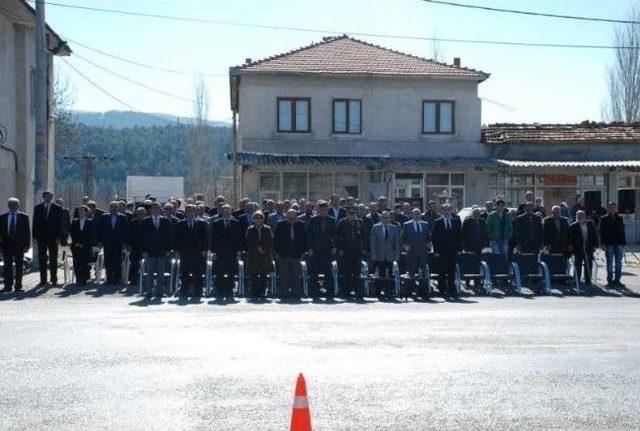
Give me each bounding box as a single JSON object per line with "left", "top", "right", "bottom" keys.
{"left": 44, "top": 0, "right": 636, "bottom": 124}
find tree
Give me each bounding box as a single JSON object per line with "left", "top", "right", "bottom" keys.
{"left": 187, "top": 74, "right": 213, "bottom": 197}
{"left": 603, "top": 6, "right": 640, "bottom": 123}
{"left": 52, "top": 68, "right": 77, "bottom": 153}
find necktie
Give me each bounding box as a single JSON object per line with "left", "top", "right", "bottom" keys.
{"left": 321, "top": 218, "right": 326, "bottom": 232}
{"left": 9, "top": 214, "right": 16, "bottom": 236}
{"left": 384, "top": 225, "right": 389, "bottom": 239}
{"left": 225, "top": 219, "right": 229, "bottom": 229}
{"left": 290, "top": 225, "right": 295, "bottom": 240}
{"left": 45, "top": 204, "right": 49, "bottom": 219}
{"left": 446, "top": 219, "right": 450, "bottom": 230}
{"left": 414, "top": 221, "right": 419, "bottom": 234}
{"left": 154, "top": 217, "right": 159, "bottom": 230}
{"left": 111, "top": 215, "right": 116, "bottom": 229}
{"left": 189, "top": 220, "right": 193, "bottom": 230}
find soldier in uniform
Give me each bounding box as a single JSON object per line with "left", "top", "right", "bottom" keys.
{"left": 336, "top": 207, "right": 367, "bottom": 300}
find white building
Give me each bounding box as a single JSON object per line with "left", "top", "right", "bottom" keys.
{"left": 0, "top": 0, "right": 70, "bottom": 211}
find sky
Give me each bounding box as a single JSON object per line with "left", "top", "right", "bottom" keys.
{"left": 42, "top": 0, "right": 637, "bottom": 124}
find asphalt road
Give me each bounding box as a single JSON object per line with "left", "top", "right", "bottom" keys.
{"left": 1, "top": 277, "right": 640, "bottom": 430}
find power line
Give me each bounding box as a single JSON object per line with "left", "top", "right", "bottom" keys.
{"left": 420, "top": 0, "right": 640, "bottom": 25}
{"left": 38, "top": 1, "right": 640, "bottom": 50}
{"left": 65, "top": 37, "right": 227, "bottom": 77}
{"left": 61, "top": 57, "right": 138, "bottom": 111}
{"left": 72, "top": 52, "right": 194, "bottom": 102}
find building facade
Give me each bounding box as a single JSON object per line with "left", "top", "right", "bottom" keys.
{"left": 229, "top": 36, "right": 640, "bottom": 221}
{"left": 0, "top": 0, "right": 70, "bottom": 211}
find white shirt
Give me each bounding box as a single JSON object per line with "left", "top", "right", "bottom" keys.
{"left": 79, "top": 218, "right": 86, "bottom": 231}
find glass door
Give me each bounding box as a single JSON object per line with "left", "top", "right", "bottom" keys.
{"left": 395, "top": 174, "right": 424, "bottom": 209}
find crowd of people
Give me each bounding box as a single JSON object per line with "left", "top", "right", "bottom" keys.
{"left": 0, "top": 189, "right": 628, "bottom": 301}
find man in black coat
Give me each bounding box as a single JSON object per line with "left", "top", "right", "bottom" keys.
{"left": 306, "top": 201, "right": 337, "bottom": 299}
{"left": 173, "top": 205, "right": 209, "bottom": 299}
{"left": 542, "top": 205, "right": 570, "bottom": 254}
{"left": 55, "top": 198, "right": 71, "bottom": 247}
{"left": 98, "top": 201, "right": 129, "bottom": 285}
{"left": 297, "top": 202, "right": 315, "bottom": 226}
{"left": 336, "top": 207, "right": 367, "bottom": 300}
{"left": 431, "top": 203, "right": 463, "bottom": 298}
{"left": 0, "top": 198, "right": 31, "bottom": 292}
{"left": 32, "top": 191, "right": 63, "bottom": 285}
{"left": 568, "top": 210, "right": 598, "bottom": 285}
{"left": 462, "top": 207, "right": 488, "bottom": 254}
{"left": 210, "top": 204, "right": 243, "bottom": 301}
{"left": 141, "top": 202, "right": 172, "bottom": 298}
{"left": 329, "top": 194, "right": 347, "bottom": 221}
{"left": 599, "top": 202, "right": 627, "bottom": 288}
{"left": 274, "top": 209, "right": 307, "bottom": 300}
{"left": 127, "top": 207, "right": 147, "bottom": 286}
{"left": 70, "top": 205, "right": 95, "bottom": 285}
{"left": 513, "top": 201, "right": 543, "bottom": 254}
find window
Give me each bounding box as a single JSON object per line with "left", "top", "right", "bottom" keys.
{"left": 308, "top": 173, "right": 333, "bottom": 203}
{"left": 259, "top": 172, "right": 280, "bottom": 200}
{"left": 422, "top": 101, "right": 455, "bottom": 134}
{"left": 334, "top": 173, "right": 360, "bottom": 198}
{"left": 277, "top": 98, "right": 310, "bottom": 132}
{"left": 283, "top": 173, "right": 308, "bottom": 202}
{"left": 425, "top": 173, "right": 465, "bottom": 209}
{"left": 333, "top": 99, "right": 362, "bottom": 134}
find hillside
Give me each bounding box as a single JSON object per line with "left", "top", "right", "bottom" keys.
{"left": 70, "top": 110, "right": 230, "bottom": 129}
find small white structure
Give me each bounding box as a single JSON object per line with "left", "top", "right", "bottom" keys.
{"left": 126, "top": 176, "right": 184, "bottom": 203}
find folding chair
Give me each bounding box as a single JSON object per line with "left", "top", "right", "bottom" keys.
{"left": 360, "top": 260, "right": 373, "bottom": 297}
{"left": 481, "top": 253, "right": 519, "bottom": 295}
{"left": 300, "top": 260, "right": 309, "bottom": 298}
{"left": 456, "top": 252, "right": 491, "bottom": 295}
{"left": 511, "top": 253, "right": 547, "bottom": 294}
{"left": 540, "top": 253, "right": 580, "bottom": 294}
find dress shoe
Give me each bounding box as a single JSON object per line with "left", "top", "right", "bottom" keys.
{"left": 1, "top": 287, "right": 12, "bottom": 293}
{"left": 14, "top": 285, "right": 23, "bottom": 292}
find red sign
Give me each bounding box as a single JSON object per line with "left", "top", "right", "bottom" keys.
{"left": 539, "top": 174, "right": 577, "bottom": 186}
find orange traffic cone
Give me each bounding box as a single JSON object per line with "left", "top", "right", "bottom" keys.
{"left": 290, "top": 373, "right": 312, "bottom": 431}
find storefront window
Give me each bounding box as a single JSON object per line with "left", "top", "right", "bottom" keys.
{"left": 335, "top": 173, "right": 360, "bottom": 198}
{"left": 308, "top": 173, "right": 333, "bottom": 203}
{"left": 282, "top": 173, "right": 308, "bottom": 201}
{"left": 425, "top": 173, "right": 465, "bottom": 208}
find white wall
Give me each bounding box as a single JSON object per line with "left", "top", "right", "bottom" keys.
{"left": 238, "top": 74, "right": 485, "bottom": 158}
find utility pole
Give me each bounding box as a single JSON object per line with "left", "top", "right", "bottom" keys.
{"left": 62, "top": 154, "right": 116, "bottom": 198}
{"left": 232, "top": 112, "right": 238, "bottom": 204}
{"left": 34, "top": 0, "right": 48, "bottom": 201}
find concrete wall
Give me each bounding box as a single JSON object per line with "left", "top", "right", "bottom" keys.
{"left": 488, "top": 142, "right": 640, "bottom": 161}
{"left": 238, "top": 74, "right": 485, "bottom": 158}
{"left": 0, "top": 15, "right": 36, "bottom": 213}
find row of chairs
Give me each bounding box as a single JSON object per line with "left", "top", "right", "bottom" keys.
{"left": 125, "top": 251, "right": 586, "bottom": 299}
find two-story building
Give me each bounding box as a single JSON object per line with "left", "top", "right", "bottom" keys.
{"left": 0, "top": 0, "right": 70, "bottom": 211}
{"left": 230, "top": 35, "right": 492, "bottom": 210}
{"left": 229, "top": 35, "right": 640, "bottom": 222}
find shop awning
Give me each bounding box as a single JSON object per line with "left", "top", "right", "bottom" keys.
{"left": 229, "top": 152, "right": 496, "bottom": 168}
{"left": 496, "top": 160, "right": 640, "bottom": 168}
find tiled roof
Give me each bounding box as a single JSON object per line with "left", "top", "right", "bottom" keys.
{"left": 482, "top": 122, "right": 640, "bottom": 144}
{"left": 232, "top": 35, "right": 488, "bottom": 81}
{"left": 230, "top": 152, "right": 496, "bottom": 168}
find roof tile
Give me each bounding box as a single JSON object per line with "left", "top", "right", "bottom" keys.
{"left": 233, "top": 35, "right": 488, "bottom": 81}
{"left": 482, "top": 122, "right": 640, "bottom": 144}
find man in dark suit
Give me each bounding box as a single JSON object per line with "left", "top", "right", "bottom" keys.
{"left": 70, "top": 205, "right": 95, "bottom": 285}
{"left": 162, "top": 203, "right": 181, "bottom": 250}
{"left": 98, "top": 201, "right": 129, "bottom": 285}
{"left": 422, "top": 200, "right": 440, "bottom": 226}
{"left": 513, "top": 201, "right": 543, "bottom": 254}
{"left": 329, "top": 194, "right": 347, "bottom": 221}
{"left": 516, "top": 191, "right": 535, "bottom": 216}
{"left": 462, "top": 207, "right": 488, "bottom": 254}
{"left": 173, "top": 204, "right": 209, "bottom": 299}
{"left": 431, "top": 203, "right": 463, "bottom": 298}
{"left": 238, "top": 202, "right": 256, "bottom": 235}
{"left": 141, "top": 202, "right": 172, "bottom": 298}
{"left": 306, "top": 201, "right": 337, "bottom": 299}
{"left": 568, "top": 210, "right": 598, "bottom": 286}
{"left": 336, "top": 207, "right": 367, "bottom": 300}
{"left": 0, "top": 198, "right": 31, "bottom": 292}
{"left": 127, "top": 207, "right": 147, "bottom": 286}
{"left": 369, "top": 211, "right": 401, "bottom": 300}
{"left": 32, "top": 191, "right": 63, "bottom": 285}
{"left": 55, "top": 198, "right": 71, "bottom": 247}
{"left": 599, "top": 202, "right": 626, "bottom": 288}
{"left": 274, "top": 209, "right": 307, "bottom": 300}
{"left": 401, "top": 208, "right": 431, "bottom": 298}
{"left": 298, "top": 202, "right": 315, "bottom": 226}
{"left": 542, "top": 205, "right": 570, "bottom": 254}
{"left": 232, "top": 197, "right": 250, "bottom": 220}
{"left": 210, "top": 204, "right": 243, "bottom": 301}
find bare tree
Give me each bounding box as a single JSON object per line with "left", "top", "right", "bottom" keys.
{"left": 603, "top": 5, "right": 640, "bottom": 123}
{"left": 52, "top": 68, "right": 76, "bottom": 153}
{"left": 187, "top": 74, "right": 212, "bottom": 197}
